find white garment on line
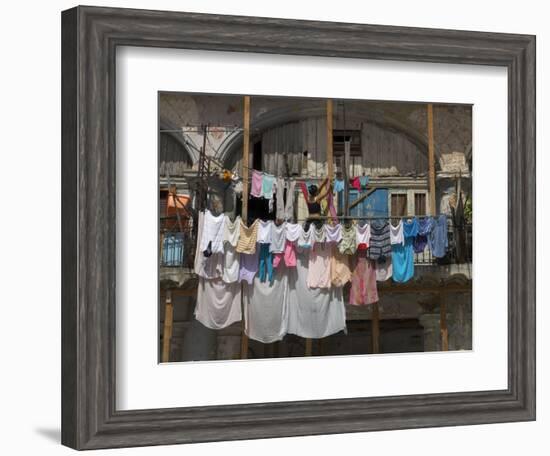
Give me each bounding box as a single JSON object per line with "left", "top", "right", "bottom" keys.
{"left": 223, "top": 215, "right": 241, "bottom": 247}
{"left": 285, "top": 223, "right": 302, "bottom": 242}
{"left": 375, "top": 257, "right": 393, "bottom": 281}
{"left": 275, "top": 178, "right": 296, "bottom": 222}
{"left": 355, "top": 223, "right": 371, "bottom": 247}
{"left": 285, "top": 180, "right": 296, "bottom": 221}
{"left": 324, "top": 223, "right": 343, "bottom": 243}
{"left": 222, "top": 244, "right": 240, "bottom": 283}
{"left": 270, "top": 222, "right": 287, "bottom": 253}
{"left": 194, "top": 211, "right": 223, "bottom": 279}
{"left": 275, "top": 177, "right": 286, "bottom": 221}
{"left": 297, "top": 225, "right": 314, "bottom": 249}
{"left": 195, "top": 277, "right": 242, "bottom": 330}
{"left": 390, "top": 220, "right": 404, "bottom": 245}
{"left": 199, "top": 209, "right": 225, "bottom": 254}
{"left": 313, "top": 225, "right": 326, "bottom": 243}
{"left": 257, "top": 220, "right": 273, "bottom": 244}
{"left": 243, "top": 265, "right": 289, "bottom": 343}
{"left": 287, "top": 253, "right": 346, "bottom": 339}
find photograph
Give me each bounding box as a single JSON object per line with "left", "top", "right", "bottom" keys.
{"left": 158, "top": 93, "right": 473, "bottom": 362}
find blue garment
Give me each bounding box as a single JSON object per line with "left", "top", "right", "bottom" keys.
{"left": 392, "top": 237, "right": 415, "bottom": 283}
{"left": 258, "top": 243, "right": 274, "bottom": 283}
{"left": 413, "top": 217, "right": 434, "bottom": 253}
{"left": 359, "top": 175, "right": 369, "bottom": 189}
{"left": 333, "top": 179, "right": 345, "bottom": 193}
{"left": 261, "top": 173, "right": 275, "bottom": 199}
{"left": 428, "top": 215, "right": 448, "bottom": 258}
{"left": 403, "top": 217, "right": 419, "bottom": 238}
{"left": 392, "top": 218, "right": 418, "bottom": 283}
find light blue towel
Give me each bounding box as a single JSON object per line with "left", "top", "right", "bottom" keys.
{"left": 261, "top": 173, "right": 275, "bottom": 199}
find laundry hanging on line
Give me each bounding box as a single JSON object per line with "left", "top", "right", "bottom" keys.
{"left": 193, "top": 210, "right": 450, "bottom": 340}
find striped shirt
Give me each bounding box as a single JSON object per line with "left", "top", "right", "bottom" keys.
{"left": 367, "top": 220, "right": 392, "bottom": 260}
{"left": 236, "top": 219, "right": 259, "bottom": 254}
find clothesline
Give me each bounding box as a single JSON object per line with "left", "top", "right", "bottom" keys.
{"left": 293, "top": 215, "right": 446, "bottom": 221}
{"left": 159, "top": 127, "right": 262, "bottom": 133}
{"left": 189, "top": 209, "right": 451, "bottom": 342}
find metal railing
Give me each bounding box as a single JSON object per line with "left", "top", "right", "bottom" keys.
{"left": 414, "top": 222, "right": 472, "bottom": 265}
{"left": 159, "top": 218, "right": 472, "bottom": 268}
{"left": 159, "top": 215, "right": 196, "bottom": 268}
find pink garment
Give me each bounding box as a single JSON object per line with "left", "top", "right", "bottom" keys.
{"left": 307, "top": 243, "right": 332, "bottom": 289}
{"left": 326, "top": 191, "right": 339, "bottom": 224}
{"left": 274, "top": 241, "right": 297, "bottom": 268}
{"left": 351, "top": 176, "right": 361, "bottom": 191}
{"left": 251, "top": 170, "right": 263, "bottom": 197}
{"left": 349, "top": 257, "right": 379, "bottom": 305}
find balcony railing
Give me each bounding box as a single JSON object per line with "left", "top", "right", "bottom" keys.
{"left": 414, "top": 221, "right": 472, "bottom": 265}
{"left": 160, "top": 219, "right": 472, "bottom": 268}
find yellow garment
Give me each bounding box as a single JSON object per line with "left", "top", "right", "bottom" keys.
{"left": 331, "top": 246, "right": 352, "bottom": 287}
{"left": 236, "top": 219, "right": 259, "bottom": 254}
{"left": 320, "top": 198, "right": 328, "bottom": 215}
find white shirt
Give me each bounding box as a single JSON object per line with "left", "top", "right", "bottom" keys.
{"left": 355, "top": 223, "right": 371, "bottom": 247}
{"left": 199, "top": 209, "right": 225, "bottom": 253}
{"left": 223, "top": 215, "right": 241, "bottom": 247}
{"left": 390, "top": 220, "right": 405, "bottom": 245}
{"left": 222, "top": 245, "right": 240, "bottom": 283}
{"left": 270, "top": 222, "right": 287, "bottom": 253}
{"left": 257, "top": 220, "right": 273, "bottom": 244}
{"left": 285, "top": 223, "right": 302, "bottom": 242}
{"left": 324, "top": 223, "right": 343, "bottom": 243}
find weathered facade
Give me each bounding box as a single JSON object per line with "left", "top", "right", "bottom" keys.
{"left": 158, "top": 93, "right": 472, "bottom": 362}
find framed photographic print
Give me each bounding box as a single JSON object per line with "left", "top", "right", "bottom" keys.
{"left": 61, "top": 5, "right": 536, "bottom": 450}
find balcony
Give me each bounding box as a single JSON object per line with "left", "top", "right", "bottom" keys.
{"left": 159, "top": 219, "right": 472, "bottom": 284}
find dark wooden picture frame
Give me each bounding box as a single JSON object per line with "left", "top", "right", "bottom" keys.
{"left": 61, "top": 6, "right": 536, "bottom": 450}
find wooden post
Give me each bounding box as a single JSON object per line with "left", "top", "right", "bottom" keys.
{"left": 427, "top": 103, "right": 436, "bottom": 215}
{"left": 372, "top": 302, "right": 380, "bottom": 353}
{"left": 161, "top": 290, "right": 173, "bottom": 362}
{"left": 242, "top": 95, "right": 251, "bottom": 222}
{"left": 440, "top": 292, "right": 449, "bottom": 351}
{"left": 240, "top": 317, "right": 249, "bottom": 359}
{"left": 343, "top": 139, "right": 351, "bottom": 216}
{"left": 326, "top": 99, "right": 334, "bottom": 180}
{"left": 305, "top": 338, "right": 313, "bottom": 356}
{"left": 240, "top": 95, "right": 251, "bottom": 359}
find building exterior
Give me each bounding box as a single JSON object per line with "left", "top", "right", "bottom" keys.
{"left": 158, "top": 93, "right": 472, "bottom": 362}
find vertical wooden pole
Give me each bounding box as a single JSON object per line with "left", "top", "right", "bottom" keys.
{"left": 372, "top": 302, "right": 380, "bottom": 353}
{"left": 427, "top": 103, "right": 436, "bottom": 215}
{"left": 305, "top": 338, "right": 313, "bottom": 356}
{"left": 161, "top": 290, "right": 173, "bottom": 362}
{"left": 242, "top": 95, "right": 251, "bottom": 222}
{"left": 343, "top": 139, "right": 351, "bottom": 216}
{"left": 326, "top": 99, "right": 334, "bottom": 180}
{"left": 440, "top": 292, "right": 449, "bottom": 351}
{"left": 240, "top": 95, "right": 251, "bottom": 359}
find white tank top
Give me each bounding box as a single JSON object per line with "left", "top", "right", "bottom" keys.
{"left": 390, "top": 220, "right": 404, "bottom": 245}
{"left": 270, "top": 222, "right": 287, "bottom": 253}
{"left": 222, "top": 245, "right": 240, "bottom": 283}
{"left": 324, "top": 223, "right": 343, "bottom": 243}
{"left": 199, "top": 210, "right": 225, "bottom": 253}
{"left": 285, "top": 223, "right": 302, "bottom": 242}
{"left": 257, "top": 220, "right": 273, "bottom": 244}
